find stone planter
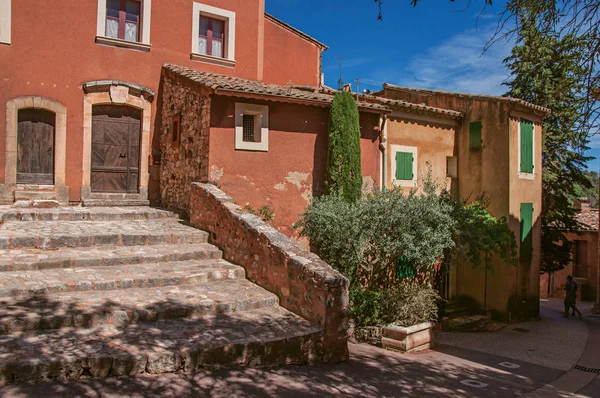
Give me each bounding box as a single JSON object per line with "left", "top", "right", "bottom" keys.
{"left": 381, "top": 322, "right": 434, "bottom": 353}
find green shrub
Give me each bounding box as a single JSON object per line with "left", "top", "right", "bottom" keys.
{"left": 297, "top": 180, "right": 455, "bottom": 287}
{"left": 326, "top": 92, "right": 362, "bottom": 202}
{"left": 350, "top": 282, "right": 439, "bottom": 327}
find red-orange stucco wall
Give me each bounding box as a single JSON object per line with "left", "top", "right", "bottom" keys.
{"left": 263, "top": 19, "right": 322, "bottom": 87}
{"left": 0, "top": 0, "right": 323, "bottom": 201}
{"left": 208, "top": 96, "right": 381, "bottom": 243}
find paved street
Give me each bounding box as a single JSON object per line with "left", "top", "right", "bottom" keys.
{"left": 0, "top": 299, "right": 598, "bottom": 397}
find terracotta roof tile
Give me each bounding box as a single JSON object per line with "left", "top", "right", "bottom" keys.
{"left": 381, "top": 84, "right": 551, "bottom": 116}
{"left": 364, "top": 95, "right": 463, "bottom": 119}
{"left": 576, "top": 210, "right": 599, "bottom": 231}
{"left": 162, "top": 64, "right": 388, "bottom": 111}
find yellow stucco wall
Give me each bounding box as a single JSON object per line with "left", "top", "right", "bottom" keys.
{"left": 379, "top": 88, "right": 545, "bottom": 321}
{"left": 385, "top": 114, "right": 457, "bottom": 192}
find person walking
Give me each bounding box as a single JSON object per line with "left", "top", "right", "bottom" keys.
{"left": 564, "top": 275, "right": 583, "bottom": 319}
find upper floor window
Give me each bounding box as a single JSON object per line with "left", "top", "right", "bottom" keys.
{"left": 191, "top": 3, "right": 236, "bottom": 66}
{"left": 199, "top": 16, "right": 225, "bottom": 58}
{"left": 96, "top": 0, "right": 152, "bottom": 51}
{"left": 106, "top": 0, "right": 140, "bottom": 42}
{"left": 0, "top": 0, "right": 11, "bottom": 45}
{"left": 519, "top": 119, "right": 535, "bottom": 178}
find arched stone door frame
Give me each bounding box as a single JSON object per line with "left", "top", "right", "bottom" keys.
{"left": 82, "top": 81, "right": 154, "bottom": 205}
{"left": 2, "top": 96, "right": 68, "bottom": 204}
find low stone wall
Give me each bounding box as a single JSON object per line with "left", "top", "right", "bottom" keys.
{"left": 190, "top": 182, "right": 350, "bottom": 362}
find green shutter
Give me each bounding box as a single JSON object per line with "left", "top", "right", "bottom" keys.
{"left": 520, "top": 203, "right": 533, "bottom": 258}
{"left": 396, "top": 256, "right": 416, "bottom": 279}
{"left": 395, "top": 152, "right": 413, "bottom": 180}
{"left": 520, "top": 120, "right": 534, "bottom": 173}
{"left": 469, "top": 121, "right": 482, "bottom": 148}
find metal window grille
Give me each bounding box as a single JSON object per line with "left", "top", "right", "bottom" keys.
{"left": 242, "top": 114, "right": 255, "bottom": 142}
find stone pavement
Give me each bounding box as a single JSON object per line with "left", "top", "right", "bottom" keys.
{"left": 0, "top": 206, "right": 322, "bottom": 386}
{"left": 437, "top": 299, "right": 591, "bottom": 371}
{"left": 1, "top": 299, "right": 599, "bottom": 397}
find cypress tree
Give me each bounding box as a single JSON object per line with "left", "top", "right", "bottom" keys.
{"left": 326, "top": 91, "right": 363, "bottom": 202}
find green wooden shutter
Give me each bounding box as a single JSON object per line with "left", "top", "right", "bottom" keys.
{"left": 469, "top": 121, "right": 482, "bottom": 148}
{"left": 520, "top": 120, "right": 534, "bottom": 173}
{"left": 520, "top": 203, "right": 533, "bottom": 258}
{"left": 395, "top": 152, "right": 413, "bottom": 180}
{"left": 396, "top": 256, "right": 416, "bottom": 279}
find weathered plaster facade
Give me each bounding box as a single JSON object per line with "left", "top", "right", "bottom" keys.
{"left": 377, "top": 85, "right": 549, "bottom": 321}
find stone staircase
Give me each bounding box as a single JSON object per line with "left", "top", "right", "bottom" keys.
{"left": 0, "top": 206, "right": 320, "bottom": 385}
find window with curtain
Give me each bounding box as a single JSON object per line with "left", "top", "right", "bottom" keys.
{"left": 106, "top": 0, "right": 141, "bottom": 42}
{"left": 199, "top": 16, "right": 225, "bottom": 58}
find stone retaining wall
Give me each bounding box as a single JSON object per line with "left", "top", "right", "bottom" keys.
{"left": 190, "top": 182, "right": 350, "bottom": 362}
{"left": 160, "top": 74, "right": 211, "bottom": 214}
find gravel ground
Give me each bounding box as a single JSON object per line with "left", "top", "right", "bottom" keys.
{"left": 436, "top": 299, "right": 591, "bottom": 371}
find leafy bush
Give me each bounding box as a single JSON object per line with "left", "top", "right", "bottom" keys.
{"left": 350, "top": 282, "right": 439, "bottom": 327}
{"left": 326, "top": 92, "right": 362, "bottom": 202}
{"left": 443, "top": 193, "right": 517, "bottom": 270}
{"left": 297, "top": 180, "right": 455, "bottom": 287}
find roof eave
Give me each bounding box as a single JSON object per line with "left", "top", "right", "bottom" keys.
{"left": 264, "top": 13, "right": 328, "bottom": 50}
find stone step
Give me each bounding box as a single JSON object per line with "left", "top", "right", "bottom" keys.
{"left": 0, "top": 219, "right": 207, "bottom": 250}
{"left": 0, "top": 206, "right": 177, "bottom": 222}
{"left": 0, "top": 243, "right": 222, "bottom": 272}
{"left": 83, "top": 200, "right": 150, "bottom": 207}
{"left": 0, "top": 279, "right": 278, "bottom": 333}
{"left": 0, "top": 306, "right": 321, "bottom": 385}
{"left": 0, "top": 259, "right": 245, "bottom": 297}
{"left": 15, "top": 185, "right": 55, "bottom": 192}
{"left": 14, "top": 191, "right": 57, "bottom": 201}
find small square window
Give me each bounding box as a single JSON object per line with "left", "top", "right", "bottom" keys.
{"left": 235, "top": 103, "right": 268, "bottom": 152}
{"left": 242, "top": 114, "right": 256, "bottom": 142}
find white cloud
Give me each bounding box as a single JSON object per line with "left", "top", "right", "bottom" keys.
{"left": 586, "top": 132, "right": 600, "bottom": 149}
{"left": 371, "top": 25, "right": 513, "bottom": 95}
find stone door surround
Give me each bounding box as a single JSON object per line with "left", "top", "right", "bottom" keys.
{"left": 1, "top": 96, "right": 68, "bottom": 204}
{"left": 82, "top": 81, "right": 155, "bottom": 204}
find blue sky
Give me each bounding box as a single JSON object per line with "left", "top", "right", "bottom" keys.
{"left": 265, "top": 0, "right": 600, "bottom": 170}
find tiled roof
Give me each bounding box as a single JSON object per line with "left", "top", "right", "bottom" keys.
{"left": 381, "top": 84, "right": 551, "bottom": 116}
{"left": 576, "top": 210, "right": 599, "bottom": 231}
{"left": 264, "top": 13, "right": 328, "bottom": 50}
{"left": 365, "top": 95, "right": 463, "bottom": 119}
{"left": 162, "top": 64, "right": 388, "bottom": 111}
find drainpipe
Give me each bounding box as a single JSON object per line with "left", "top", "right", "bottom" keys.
{"left": 379, "top": 114, "right": 388, "bottom": 190}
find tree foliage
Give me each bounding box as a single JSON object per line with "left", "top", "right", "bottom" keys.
{"left": 443, "top": 194, "right": 517, "bottom": 271}
{"left": 403, "top": 0, "right": 599, "bottom": 134}
{"left": 504, "top": 14, "right": 592, "bottom": 273}
{"left": 326, "top": 92, "right": 363, "bottom": 202}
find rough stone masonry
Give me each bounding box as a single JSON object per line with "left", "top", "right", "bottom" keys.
{"left": 190, "top": 182, "right": 350, "bottom": 362}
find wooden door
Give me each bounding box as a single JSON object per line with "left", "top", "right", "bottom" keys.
{"left": 91, "top": 105, "right": 141, "bottom": 193}
{"left": 17, "top": 109, "right": 55, "bottom": 185}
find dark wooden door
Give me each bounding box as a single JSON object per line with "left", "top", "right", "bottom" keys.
{"left": 91, "top": 105, "right": 141, "bottom": 193}
{"left": 17, "top": 109, "right": 55, "bottom": 185}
